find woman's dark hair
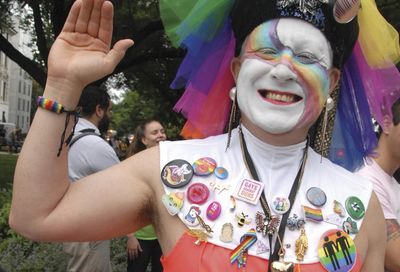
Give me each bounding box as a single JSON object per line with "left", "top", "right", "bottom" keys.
{"left": 78, "top": 85, "right": 110, "bottom": 117}
{"left": 126, "top": 120, "right": 162, "bottom": 158}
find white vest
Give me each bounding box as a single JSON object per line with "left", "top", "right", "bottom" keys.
{"left": 159, "top": 126, "right": 372, "bottom": 264}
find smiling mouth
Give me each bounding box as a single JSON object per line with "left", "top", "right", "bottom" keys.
{"left": 258, "top": 90, "right": 302, "bottom": 105}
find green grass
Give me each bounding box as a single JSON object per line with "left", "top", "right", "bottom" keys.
{"left": 0, "top": 153, "right": 18, "bottom": 189}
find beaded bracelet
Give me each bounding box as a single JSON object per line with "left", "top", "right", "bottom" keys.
{"left": 36, "top": 96, "right": 73, "bottom": 114}
{"left": 36, "top": 96, "right": 79, "bottom": 157}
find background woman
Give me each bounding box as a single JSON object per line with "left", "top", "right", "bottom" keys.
{"left": 125, "top": 120, "right": 166, "bottom": 272}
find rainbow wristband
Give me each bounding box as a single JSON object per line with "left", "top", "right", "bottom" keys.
{"left": 36, "top": 96, "right": 73, "bottom": 114}
{"left": 36, "top": 96, "right": 79, "bottom": 157}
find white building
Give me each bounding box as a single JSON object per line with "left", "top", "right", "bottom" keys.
{"left": 0, "top": 19, "right": 33, "bottom": 134}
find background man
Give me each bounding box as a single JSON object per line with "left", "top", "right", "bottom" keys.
{"left": 63, "top": 85, "right": 119, "bottom": 272}
{"left": 358, "top": 98, "right": 400, "bottom": 272}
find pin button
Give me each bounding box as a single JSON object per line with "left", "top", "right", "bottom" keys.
{"left": 192, "top": 157, "right": 217, "bottom": 176}
{"left": 187, "top": 183, "right": 210, "bottom": 204}
{"left": 306, "top": 187, "right": 327, "bottom": 207}
{"left": 345, "top": 196, "right": 365, "bottom": 220}
{"left": 161, "top": 159, "right": 193, "bottom": 188}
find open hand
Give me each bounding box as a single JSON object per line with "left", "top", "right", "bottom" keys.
{"left": 47, "top": 0, "right": 134, "bottom": 91}
{"left": 127, "top": 235, "right": 143, "bottom": 260}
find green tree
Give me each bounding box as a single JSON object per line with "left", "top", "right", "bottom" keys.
{"left": 0, "top": 0, "right": 184, "bottom": 88}
{"left": 0, "top": 0, "right": 185, "bottom": 136}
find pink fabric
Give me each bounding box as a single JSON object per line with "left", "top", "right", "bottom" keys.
{"left": 353, "top": 43, "right": 400, "bottom": 128}
{"left": 161, "top": 232, "right": 362, "bottom": 272}
{"left": 358, "top": 158, "right": 400, "bottom": 220}
{"left": 175, "top": 32, "right": 236, "bottom": 139}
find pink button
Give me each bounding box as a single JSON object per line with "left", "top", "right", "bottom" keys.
{"left": 206, "top": 201, "right": 221, "bottom": 221}
{"left": 187, "top": 183, "right": 210, "bottom": 204}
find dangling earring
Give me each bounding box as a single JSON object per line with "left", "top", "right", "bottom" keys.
{"left": 226, "top": 87, "right": 237, "bottom": 151}
{"left": 320, "top": 95, "right": 335, "bottom": 162}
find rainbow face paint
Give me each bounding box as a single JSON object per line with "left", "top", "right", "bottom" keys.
{"left": 236, "top": 18, "right": 333, "bottom": 134}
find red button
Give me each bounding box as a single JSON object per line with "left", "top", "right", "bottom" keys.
{"left": 187, "top": 183, "right": 210, "bottom": 204}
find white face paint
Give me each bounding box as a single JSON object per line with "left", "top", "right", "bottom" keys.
{"left": 236, "top": 18, "right": 333, "bottom": 134}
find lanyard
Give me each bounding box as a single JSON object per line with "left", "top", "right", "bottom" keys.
{"left": 238, "top": 126, "right": 308, "bottom": 271}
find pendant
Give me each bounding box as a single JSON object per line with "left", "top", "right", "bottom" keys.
{"left": 295, "top": 227, "right": 308, "bottom": 261}
{"left": 196, "top": 214, "right": 213, "bottom": 233}
{"left": 237, "top": 249, "right": 248, "bottom": 268}
{"left": 271, "top": 249, "right": 294, "bottom": 272}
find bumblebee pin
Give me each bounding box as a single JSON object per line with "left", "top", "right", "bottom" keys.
{"left": 235, "top": 212, "right": 252, "bottom": 227}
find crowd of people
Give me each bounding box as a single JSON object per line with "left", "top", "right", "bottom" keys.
{"left": 0, "top": 126, "right": 23, "bottom": 153}
{"left": 6, "top": 0, "right": 400, "bottom": 272}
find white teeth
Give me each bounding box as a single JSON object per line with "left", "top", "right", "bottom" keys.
{"left": 265, "top": 91, "right": 294, "bottom": 103}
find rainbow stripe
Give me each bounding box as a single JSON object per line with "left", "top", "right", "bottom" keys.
{"left": 303, "top": 205, "right": 324, "bottom": 222}
{"left": 318, "top": 229, "right": 357, "bottom": 272}
{"left": 37, "top": 96, "right": 64, "bottom": 114}
{"left": 230, "top": 228, "right": 257, "bottom": 267}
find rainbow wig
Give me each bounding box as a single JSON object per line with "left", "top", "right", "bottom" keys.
{"left": 159, "top": 0, "right": 400, "bottom": 171}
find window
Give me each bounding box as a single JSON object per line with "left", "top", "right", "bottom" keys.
{"left": 18, "top": 81, "right": 21, "bottom": 93}
{"left": 23, "top": 82, "right": 26, "bottom": 95}
{"left": 26, "top": 100, "right": 29, "bottom": 111}
{"left": 2, "top": 81, "right": 6, "bottom": 102}
{"left": 26, "top": 116, "right": 29, "bottom": 125}
{"left": 22, "top": 99, "right": 25, "bottom": 111}
{"left": 18, "top": 98, "right": 20, "bottom": 110}
{"left": 17, "top": 115, "right": 19, "bottom": 127}
{"left": 21, "top": 116, "right": 24, "bottom": 128}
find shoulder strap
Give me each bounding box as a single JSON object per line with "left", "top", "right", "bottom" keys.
{"left": 68, "top": 129, "right": 102, "bottom": 147}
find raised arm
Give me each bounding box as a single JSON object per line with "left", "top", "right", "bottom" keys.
{"left": 8, "top": 0, "right": 151, "bottom": 241}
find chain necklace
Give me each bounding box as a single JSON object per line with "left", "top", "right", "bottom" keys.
{"left": 238, "top": 125, "right": 308, "bottom": 272}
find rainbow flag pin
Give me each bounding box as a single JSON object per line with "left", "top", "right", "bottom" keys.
{"left": 303, "top": 205, "right": 324, "bottom": 222}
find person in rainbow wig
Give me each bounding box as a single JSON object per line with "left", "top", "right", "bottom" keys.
{"left": 9, "top": 0, "right": 400, "bottom": 271}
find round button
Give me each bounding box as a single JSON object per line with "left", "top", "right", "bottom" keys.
{"left": 318, "top": 229, "right": 357, "bottom": 272}
{"left": 345, "top": 196, "right": 365, "bottom": 220}
{"left": 192, "top": 157, "right": 217, "bottom": 176}
{"left": 187, "top": 183, "right": 210, "bottom": 204}
{"left": 214, "top": 167, "right": 229, "bottom": 179}
{"left": 161, "top": 159, "right": 194, "bottom": 188}
{"left": 272, "top": 196, "right": 291, "bottom": 214}
{"left": 306, "top": 187, "right": 327, "bottom": 207}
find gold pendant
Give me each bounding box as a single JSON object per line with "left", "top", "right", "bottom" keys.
{"left": 271, "top": 248, "right": 294, "bottom": 272}
{"left": 295, "top": 227, "right": 308, "bottom": 261}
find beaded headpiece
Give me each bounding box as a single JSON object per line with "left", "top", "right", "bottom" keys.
{"left": 159, "top": 0, "right": 400, "bottom": 171}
